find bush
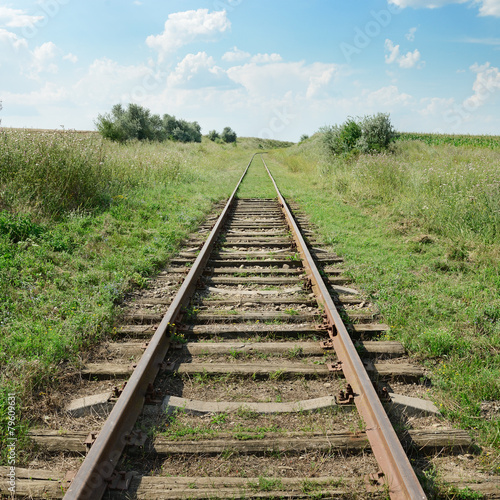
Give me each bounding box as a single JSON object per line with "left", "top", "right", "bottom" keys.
{"left": 357, "top": 113, "right": 395, "bottom": 153}
{"left": 221, "top": 126, "right": 237, "bottom": 143}
{"left": 208, "top": 130, "right": 220, "bottom": 142}
{"left": 95, "top": 104, "right": 202, "bottom": 143}
{"left": 320, "top": 113, "right": 395, "bottom": 157}
{"left": 0, "top": 212, "right": 44, "bottom": 243}
{"left": 299, "top": 134, "right": 309, "bottom": 142}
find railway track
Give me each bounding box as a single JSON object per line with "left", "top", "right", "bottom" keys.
{"left": 3, "top": 154, "right": 492, "bottom": 499}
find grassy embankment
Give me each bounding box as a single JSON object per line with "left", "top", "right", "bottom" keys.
{"left": 266, "top": 135, "right": 500, "bottom": 471}
{"left": 0, "top": 129, "right": 286, "bottom": 462}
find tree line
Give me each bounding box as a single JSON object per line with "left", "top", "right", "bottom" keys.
{"left": 95, "top": 103, "right": 237, "bottom": 144}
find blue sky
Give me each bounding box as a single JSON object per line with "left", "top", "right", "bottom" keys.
{"left": 1, "top": 0, "right": 500, "bottom": 140}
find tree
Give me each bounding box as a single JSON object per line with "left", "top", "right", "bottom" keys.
{"left": 95, "top": 104, "right": 203, "bottom": 143}
{"left": 221, "top": 126, "right": 237, "bottom": 143}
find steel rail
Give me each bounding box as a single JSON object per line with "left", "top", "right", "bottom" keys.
{"left": 261, "top": 155, "right": 426, "bottom": 500}
{"left": 63, "top": 154, "right": 259, "bottom": 500}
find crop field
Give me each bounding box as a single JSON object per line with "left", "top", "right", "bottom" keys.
{"left": 1, "top": 128, "right": 499, "bottom": 483}
{"left": 398, "top": 132, "right": 500, "bottom": 149}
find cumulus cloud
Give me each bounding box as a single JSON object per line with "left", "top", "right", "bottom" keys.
{"left": 250, "top": 53, "right": 283, "bottom": 64}
{"left": 222, "top": 46, "right": 251, "bottom": 62}
{"left": 0, "top": 6, "right": 43, "bottom": 28}
{"left": 0, "top": 27, "right": 28, "bottom": 52}
{"left": 463, "top": 62, "right": 500, "bottom": 110}
{"left": 146, "top": 9, "right": 230, "bottom": 60}
{"left": 405, "top": 27, "right": 417, "bottom": 41}
{"left": 418, "top": 96, "right": 455, "bottom": 116}
{"left": 29, "top": 41, "right": 59, "bottom": 76}
{"left": 73, "top": 58, "right": 152, "bottom": 104}
{"left": 167, "top": 51, "right": 229, "bottom": 88}
{"left": 387, "top": 0, "right": 500, "bottom": 17}
{"left": 385, "top": 39, "right": 423, "bottom": 68}
{"left": 63, "top": 53, "right": 78, "bottom": 64}
{"left": 365, "top": 85, "right": 414, "bottom": 107}
{"left": 227, "top": 61, "right": 339, "bottom": 99}
{"left": 476, "top": 0, "right": 500, "bottom": 16}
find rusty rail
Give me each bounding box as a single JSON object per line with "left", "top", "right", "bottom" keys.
{"left": 261, "top": 155, "right": 426, "bottom": 500}
{"left": 63, "top": 154, "right": 259, "bottom": 500}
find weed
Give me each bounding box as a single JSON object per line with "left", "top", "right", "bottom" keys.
{"left": 269, "top": 369, "right": 285, "bottom": 381}
{"left": 286, "top": 345, "right": 304, "bottom": 359}
{"left": 236, "top": 407, "right": 259, "bottom": 420}
{"left": 248, "top": 476, "right": 283, "bottom": 492}
{"left": 210, "top": 413, "right": 228, "bottom": 426}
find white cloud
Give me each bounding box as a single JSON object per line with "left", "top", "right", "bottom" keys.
{"left": 418, "top": 96, "right": 455, "bottom": 116}
{"left": 463, "top": 62, "right": 500, "bottom": 110}
{"left": 146, "top": 9, "right": 230, "bottom": 60}
{"left": 250, "top": 53, "right": 283, "bottom": 64}
{"left": 384, "top": 39, "right": 400, "bottom": 64}
{"left": 73, "top": 57, "right": 152, "bottom": 105}
{"left": 388, "top": 0, "right": 500, "bottom": 17}
{"left": 226, "top": 61, "right": 340, "bottom": 100}
{"left": 0, "top": 6, "right": 43, "bottom": 28}
{"left": 63, "top": 53, "right": 78, "bottom": 64}
{"left": 306, "top": 68, "right": 335, "bottom": 99}
{"left": 29, "top": 41, "right": 59, "bottom": 76}
{"left": 476, "top": 0, "right": 500, "bottom": 16}
{"left": 167, "top": 51, "right": 228, "bottom": 88}
{"left": 0, "top": 27, "right": 28, "bottom": 52}
{"left": 405, "top": 27, "right": 417, "bottom": 41}
{"left": 399, "top": 48, "right": 422, "bottom": 68}
{"left": 385, "top": 39, "right": 422, "bottom": 68}
{"left": 365, "top": 85, "right": 414, "bottom": 108}
{"left": 222, "top": 46, "right": 250, "bottom": 62}
{"left": 3, "top": 82, "right": 68, "bottom": 107}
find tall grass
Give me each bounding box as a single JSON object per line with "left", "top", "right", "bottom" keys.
{"left": 269, "top": 137, "right": 500, "bottom": 456}
{"left": 0, "top": 130, "right": 111, "bottom": 216}
{"left": 0, "top": 129, "right": 260, "bottom": 464}
{"left": 283, "top": 137, "right": 500, "bottom": 245}
{"left": 0, "top": 130, "right": 204, "bottom": 218}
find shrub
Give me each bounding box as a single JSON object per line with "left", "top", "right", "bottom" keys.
{"left": 0, "top": 212, "right": 44, "bottom": 243}
{"left": 208, "top": 130, "right": 220, "bottom": 141}
{"left": 320, "top": 113, "right": 395, "bottom": 157}
{"left": 221, "top": 126, "right": 237, "bottom": 143}
{"left": 356, "top": 113, "right": 396, "bottom": 153}
{"left": 299, "top": 134, "right": 309, "bottom": 142}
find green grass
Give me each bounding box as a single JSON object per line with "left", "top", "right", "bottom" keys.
{"left": 248, "top": 476, "right": 283, "bottom": 492}
{"left": 0, "top": 129, "right": 287, "bottom": 464}
{"left": 235, "top": 154, "right": 278, "bottom": 199}
{"left": 266, "top": 138, "right": 500, "bottom": 465}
